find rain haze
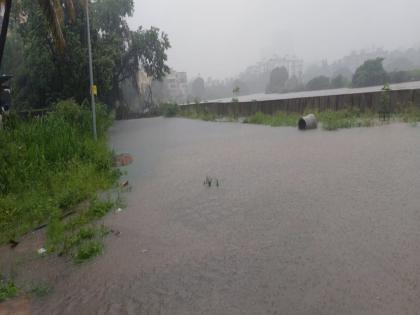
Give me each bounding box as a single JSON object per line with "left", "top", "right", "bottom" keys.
{"left": 128, "top": 0, "right": 420, "bottom": 79}
{"left": 3, "top": 0, "right": 420, "bottom": 314}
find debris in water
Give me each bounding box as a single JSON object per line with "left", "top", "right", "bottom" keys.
{"left": 115, "top": 208, "right": 123, "bottom": 213}
{"left": 121, "top": 180, "right": 129, "bottom": 188}
{"left": 109, "top": 229, "right": 121, "bottom": 236}
{"left": 37, "top": 248, "right": 47, "bottom": 255}
{"left": 298, "top": 114, "right": 318, "bottom": 130}
{"left": 113, "top": 153, "right": 133, "bottom": 167}
{"left": 141, "top": 249, "right": 149, "bottom": 253}
{"left": 203, "top": 176, "right": 220, "bottom": 188}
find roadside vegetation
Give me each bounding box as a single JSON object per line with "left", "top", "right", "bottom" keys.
{"left": 176, "top": 103, "right": 420, "bottom": 130}
{"left": 0, "top": 0, "right": 170, "bottom": 304}
{"left": 0, "top": 100, "right": 119, "bottom": 248}
{"left": 0, "top": 277, "right": 19, "bottom": 302}
{"left": 242, "top": 109, "right": 377, "bottom": 130}
{"left": 159, "top": 103, "right": 179, "bottom": 117}
{"left": 398, "top": 104, "right": 420, "bottom": 125}
{"left": 314, "top": 109, "right": 376, "bottom": 130}
{"left": 179, "top": 106, "right": 218, "bottom": 121}
{"left": 243, "top": 111, "right": 300, "bottom": 127}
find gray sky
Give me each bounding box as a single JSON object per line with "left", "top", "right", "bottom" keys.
{"left": 128, "top": 0, "right": 420, "bottom": 80}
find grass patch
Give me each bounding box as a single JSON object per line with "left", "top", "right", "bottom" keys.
{"left": 243, "top": 111, "right": 300, "bottom": 127}
{"left": 183, "top": 111, "right": 217, "bottom": 121}
{"left": 0, "top": 278, "right": 19, "bottom": 302}
{"left": 243, "top": 109, "right": 375, "bottom": 130}
{"left": 0, "top": 99, "right": 119, "bottom": 245}
{"left": 45, "top": 199, "right": 115, "bottom": 261}
{"left": 315, "top": 109, "right": 375, "bottom": 130}
{"left": 179, "top": 103, "right": 420, "bottom": 130}
{"left": 73, "top": 240, "right": 103, "bottom": 263}
{"left": 179, "top": 108, "right": 217, "bottom": 121}
{"left": 398, "top": 104, "right": 420, "bottom": 125}
{"left": 29, "top": 283, "right": 52, "bottom": 298}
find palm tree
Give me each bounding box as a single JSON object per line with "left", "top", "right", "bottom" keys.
{"left": 0, "top": 0, "right": 81, "bottom": 67}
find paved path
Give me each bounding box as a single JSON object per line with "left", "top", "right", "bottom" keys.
{"left": 34, "top": 118, "right": 420, "bottom": 314}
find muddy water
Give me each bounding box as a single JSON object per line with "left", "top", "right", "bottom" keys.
{"left": 33, "top": 118, "right": 420, "bottom": 314}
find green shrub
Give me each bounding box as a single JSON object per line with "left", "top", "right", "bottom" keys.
{"left": 316, "top": 109, "right": 375, "bottom": 130}
{"left": 0, "top": 99, "right": 117, "bottom": 244}
{"left": 180, "top": 108, "right": 216, "bottom": 121}
{"left": 160, "top": 103, "right": 179, "bottom": 117}
{"left": 0, "top": 278, "right": 18, "bottom": 302}
{"left": 398, "top": 104, "right": 420, "bottom": 125}
{"left": 74, "top": 241, "right": 103, "bottom": 263}
{"left": 244, "top": 111, "right": 299, "bottom": 127}
{"left": 30, "top": 283, "right": 52, "bottom": 297}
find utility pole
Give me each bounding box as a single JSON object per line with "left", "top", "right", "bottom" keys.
{"left": 85, "top": 0, "right": 97, "bottom": 140}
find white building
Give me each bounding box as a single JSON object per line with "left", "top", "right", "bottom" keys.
{"left": 165, "top": 70, "right": 188, "bottom": 103}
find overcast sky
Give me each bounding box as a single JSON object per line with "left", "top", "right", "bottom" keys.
{"left": 128, "top": 0, "right": 420, "bottom": 80}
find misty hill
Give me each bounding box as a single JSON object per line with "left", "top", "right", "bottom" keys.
{"left": 191, "top": 46, "right": 420, "bottom": 101}
{"left": 304, "top": 47, "right": 420, "bottom": 82}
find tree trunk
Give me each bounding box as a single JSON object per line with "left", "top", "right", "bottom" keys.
{"left": 0, "top": 0, "right": 12, "bottom": 69}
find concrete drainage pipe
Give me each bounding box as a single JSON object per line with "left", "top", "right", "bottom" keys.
{"left": 298, "top": 114, "right": 317, "bottom": 130}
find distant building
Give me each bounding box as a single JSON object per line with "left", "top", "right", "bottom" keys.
{"left": 164, "top": 70, "right": 188, "bottom": 103}
{"left": 245, "top": 55, "right": 304, "bottom": 81}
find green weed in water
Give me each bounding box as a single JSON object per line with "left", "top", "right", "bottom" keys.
{"left": 0, "top": 278, "right": 19, "bottom": 302}
{"left": 74, "top": 241, "right": 104, "bottom": 263}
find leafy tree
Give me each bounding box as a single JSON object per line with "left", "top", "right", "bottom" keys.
{"left": 266, "top": 66, "right": 289, "bottom": 93}
{"left": 306, "top": 75, "right": 330, "bottom": 91}
{"left": 0, "top": 0, "right": 79, "bottom": 67}
{"left": 3, "top": 0, "right": 170, "bottom": 108}
{"left": 330, "top": 74, "right": 348, "bottom": 89}
{"left": 284, "top": 75, "right": 304, "bottom": 92}
{"left": 352, "top": 58, "right": 388, "bottom": 87}
{"left": 332, "top": 67, "right": 353, "bottom": 81}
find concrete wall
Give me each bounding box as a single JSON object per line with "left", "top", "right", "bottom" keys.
{"left": 180, "top": 89, "right": 420, "bottom": 117}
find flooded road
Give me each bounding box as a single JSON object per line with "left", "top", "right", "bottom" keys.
{"left": 33, "top": 118, "right": 420, "bottom": 314}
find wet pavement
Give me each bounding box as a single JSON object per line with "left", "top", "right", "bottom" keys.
{"left": 32, "top": 118, "right": 420, "bottom": 314}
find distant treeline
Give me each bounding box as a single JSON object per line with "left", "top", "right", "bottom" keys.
{"left": 185, "top": 56, "right": 420, "bottom": 102}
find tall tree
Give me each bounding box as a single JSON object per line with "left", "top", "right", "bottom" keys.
{"left": 306, "top": 75, "right": 330, "bottom": 91}
{"left": 352, "top": 58, "right": 388, "bottom": 87}
{"left": 330, "top": 74, "right": 347, "bottom": 89}
{"left": 4, "top": 0, "right": 170, "bottom": 108}
{"left": 266, "top": 66, "right": 289, "bottom": 94}
{"left": 0, "top": 0, "right": 12, "bottom": 66}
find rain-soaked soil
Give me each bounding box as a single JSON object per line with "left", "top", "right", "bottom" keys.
{"left": 21, "top": 118, "right": 420, "bottom": 314}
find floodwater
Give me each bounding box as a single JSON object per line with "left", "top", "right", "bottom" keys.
{"left": 33, "top": 118, "right": 420, "bottom": 314}
{"left": 203, "top": 80, "right": 420, "bottom": 103}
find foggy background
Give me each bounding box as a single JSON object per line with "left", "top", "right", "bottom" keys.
{"left": 128, "top": 0, "right": 420, "bottom": 80}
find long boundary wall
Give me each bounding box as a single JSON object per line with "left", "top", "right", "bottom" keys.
{"left": 180, "top": 89, "right": 420, "bottom": 117}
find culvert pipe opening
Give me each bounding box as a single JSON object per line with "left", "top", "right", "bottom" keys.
{"left": 298, "top": 114, "right": 317, "bottom": 130}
